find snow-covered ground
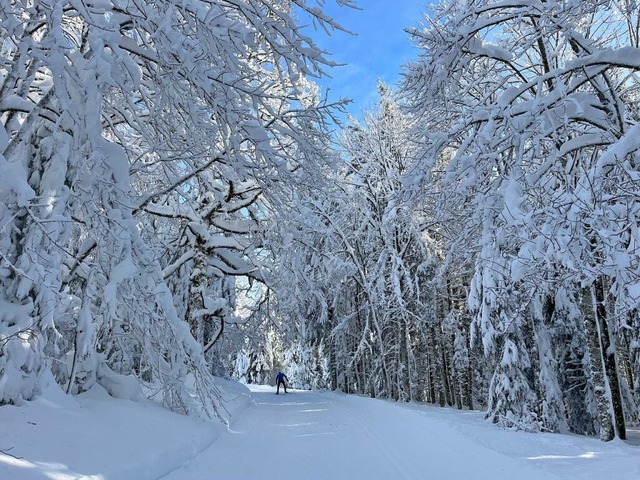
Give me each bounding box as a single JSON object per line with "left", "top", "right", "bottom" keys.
{"left": 2, "top": 381, "right": 639, "bottom": 480}
{"left": 0, "top": 375, "right": 251, "bottom": 480}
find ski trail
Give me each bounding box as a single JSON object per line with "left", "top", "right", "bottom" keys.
{"left": 341, "top": 398, "right": 418, "bottom": 480}
{"left": 159, "top": 385, "right": 561, "bottom": 480}
{"left": 160, "top": 387, "right": 405, "bottom": 480}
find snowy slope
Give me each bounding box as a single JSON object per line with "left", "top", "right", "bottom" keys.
{"left": 1, "top": 381, "right": 638, "bottom": 480}
{"left": 0, "top": 375, "right": 251, "bottom": 480}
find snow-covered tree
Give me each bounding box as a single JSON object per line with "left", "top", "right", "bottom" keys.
{"left": 0, "top": 0, "right": 350, "bottom": 417}
{"left": 402, "top": 0, "right": 640, "bottom": 439}
{"left": 266, "top": 85, "right": 447, "bottom": 400}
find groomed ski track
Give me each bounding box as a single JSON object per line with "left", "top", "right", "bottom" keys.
{"left": 159, "top": 385, "right": 636, "bottom": 480}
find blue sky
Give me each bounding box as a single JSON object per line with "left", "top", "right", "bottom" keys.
{"left": 301, "top": 1, "right": 427, "bottom": 120}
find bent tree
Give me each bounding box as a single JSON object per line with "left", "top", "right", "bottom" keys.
{"left": 0, "top": 0, "right": 345, "bottom": 416}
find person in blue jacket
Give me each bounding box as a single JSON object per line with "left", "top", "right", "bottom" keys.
{"left": 276, "top": 371, "right": 288, "bottom": 394}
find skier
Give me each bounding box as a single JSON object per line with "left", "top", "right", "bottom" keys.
{"left": 276, "top": 371, "right": 289, "bottom": 394}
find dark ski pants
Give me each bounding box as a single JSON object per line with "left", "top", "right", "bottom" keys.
{"left": 277, "top": 380, "right": 287, "bottom": 394}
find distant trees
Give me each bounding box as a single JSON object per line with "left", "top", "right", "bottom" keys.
{"left": 267, "top": 86, "right": 450, "bottom": 401}
{"left": 0, "top": 0, "right": 345, "bottom": 417}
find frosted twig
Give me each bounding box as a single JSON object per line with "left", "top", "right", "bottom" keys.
{"left": 0, "top": 447, "right": 23, "bottom": 460}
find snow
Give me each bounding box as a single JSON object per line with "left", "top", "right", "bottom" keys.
{"left": 2, "top": 382, "right": 639, "bottom": 480}
{"left": 0, "top": 376, "right": 251, "bottom": 480}
{"left": 0, "top": 156, "right": 35, "bottom": 208}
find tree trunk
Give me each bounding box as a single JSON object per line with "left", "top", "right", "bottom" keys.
{"left": 591, "top": 279, "right": 626, "bottom": 440}
{"left": 583, "top": 286, "right": 615, "bottom": 441}
{"left": 440, "top": 332, "right": 454, "bottom": 407}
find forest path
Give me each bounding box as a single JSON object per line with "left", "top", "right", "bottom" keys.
{"left": 159, "top": 385, "right": 564, "bottom": 480}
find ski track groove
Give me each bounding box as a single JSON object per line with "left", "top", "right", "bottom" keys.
{"left": 341, "top": 398, "right": 420, "bottom": 480}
